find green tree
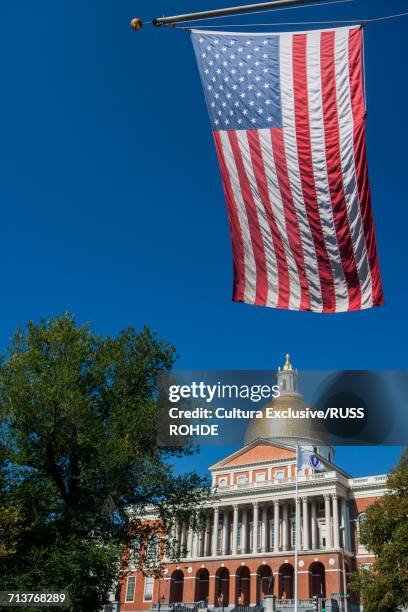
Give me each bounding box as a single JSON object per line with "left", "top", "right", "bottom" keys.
{"left": 351, "top": 447, "right": 408, "bottom": 611}
{"left": 0, "top": 314, "right": 209, "bottom": 611}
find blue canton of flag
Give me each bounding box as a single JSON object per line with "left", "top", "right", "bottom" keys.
{"left": 192, "top": 32, "right": 282, "bottom": 131}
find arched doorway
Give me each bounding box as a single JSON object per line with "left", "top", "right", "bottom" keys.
{"left": 309, "top": 562, "right": 326, "bottom": 598}
{"left": 235, "top": 566, "right": 250, "bottom": 605}
{"left": 195, "top": 568, "right": 210, "bottom": 604}
{"left": 215, "top": 567, "right": 230, "bottom": 607}
{"left": 169, "top": 570, "right": 184, "bottom": 603}
{"left": 279, "top": 564, "right": 294, "bottom": 599}
{"left": 257, "top": 565, "right": 273, "bottom": 603}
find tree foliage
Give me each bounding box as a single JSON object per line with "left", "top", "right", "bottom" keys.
{"left": 351, "top": 447, "right": 408, "bottom": 611}
{"left": 0, "top": 314, "right": 209, "bottom": 611}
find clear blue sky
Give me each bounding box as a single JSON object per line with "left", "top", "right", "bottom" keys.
{"left": 0, "top": 0, "right": 406, "bottom": 477}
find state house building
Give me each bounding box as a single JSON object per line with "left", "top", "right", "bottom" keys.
{"left": 119, "top": 357, "right": 386, "bottom": 611}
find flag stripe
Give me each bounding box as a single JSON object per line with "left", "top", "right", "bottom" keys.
{"left": 348, "top": 27, "right": 384, "bottom": 307}
{"left": 259, "top": 129, "right": 303, "bottom": 310}
{"left": 320, "top": 30, "right": 362, "bottom": 311}
{"left": 306, "top": 30, "right": 350, "bottom": 312}
{"left": 292, "top": 33, "right": 336, "bottom": 313}
{"left": 271, "top": 128, "right": 310, "bottom": 311}
{"left": 334, "top": 27, "right": 373, "bottom": 308}
{"left": 247, "top": 130, "right": 290, "bottom": 309}
{"left": 279, "top": 33, "right": 322, "bottom": 312}
{"left": 236, "top": 130, "right": 281, "bottom": 308}
{"left": 219, "top": 130, "right": 257, "bottom": 304}
{"left": 214, "top": 131, "right": 246, "bottom": 302}
{"left": 228, "top": 130, "right": 269, "bottom": 305}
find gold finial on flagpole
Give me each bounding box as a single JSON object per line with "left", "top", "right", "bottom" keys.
{"left": 130, "top": 18, "right": 143, "bottom": 31}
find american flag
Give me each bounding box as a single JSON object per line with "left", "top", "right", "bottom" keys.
{"left": 191, "top": 26, "right": 383, "bottom": 312}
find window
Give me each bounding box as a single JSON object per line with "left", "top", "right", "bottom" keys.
{"left": 357, "top": 513, "right": 368, "bottom": 552}
{"left": 130, "top": 538, "right": 140, "bottom": 564}
{"left": 255, "top": 472, "right": 265, "bottom": 482}
{"left": 125, "top": 576, "right": 136, "bottom": 603}
{"left": 237, "top": 475, "right": 247, "bottom": 485}
{"left": 144, "top": 576, "right": 154, "bottom": 602}
{"left": 147, "top": 534, "right": 158, "bottom": 562}
{"left": 219, "top": 477, "right": 228, "bottom": 487}
{"left": 318, "top": 502, "right": 325, "bottom": 512}
{"left": 275, "top": 470, "right": 285, "bottom": 480}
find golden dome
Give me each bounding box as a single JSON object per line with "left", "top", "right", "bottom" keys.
{"left": 244, "top": 355, "right": 330, "bottom": 447}
{"left": 244, "top": 394, "right": 330, "bottom": 446}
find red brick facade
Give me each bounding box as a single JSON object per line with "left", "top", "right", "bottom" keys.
{"left": 120, "top": 441, "right": 386, "bottom": 610}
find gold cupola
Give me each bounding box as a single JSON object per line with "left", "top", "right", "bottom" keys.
{"left": 244, "top": 355, "right": 333, "bottom": 460}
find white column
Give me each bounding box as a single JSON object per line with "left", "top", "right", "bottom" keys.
{"left": 332, "top": 494, "right": 340, "bottom": 549}
{"left": 311, "top": 499, "right": 317, "bottom": 550}
{"left": 181, "top": 521, "right": 187, "bottom": 556}
{"left": 282, "top": 503, "right": 288, "bottom": 551}
{"left": 345, "top": 500, "right": 352, "bottom": 550}
{"left": 262, "top": 506, "right": 268, "bottom": 553}
{"left": 193, "top": 527, "right": 200, "bottom": 558}
{"left": 187, "top": 518, "right": 194, "bottom": 558}
{"left": 252, "top": 501, "right": 259, "bottom": 553}
{"left": 212, "top": 506, "right": 219, "bottom": 557}
{"left": 241, "top": 508, "right": 247, "bottom": 553}
{"left": 302, "top": 497, "right": 309, "bottom": 551}
{"left": 204, "top": 513, "right": 211, "bottom": 556}
{"left": 273, "top": 501, "right": 280, "bottom": 552}
{"left": 222, "top": 509, "right": 229, "bottom": 555}
{"left": 198, "top": 517, "right": 205, "bottom": 557}
{"left": 232, "top": 504, "right": 239, "bottom": 555}
{"left": 324, "top": 494, "right": 332, "bottom": 549}
{"left": 341, "top": 498, "right": 351, "bottom": 550}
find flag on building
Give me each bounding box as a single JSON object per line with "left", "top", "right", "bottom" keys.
{"left": 191, "top": 26, "right": 383, "bottom": 312}
{"left": 297, "top": 446, "right": 326, "bottom": 472}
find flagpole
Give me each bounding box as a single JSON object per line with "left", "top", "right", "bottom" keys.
{"left": 130, "top": 0, "right": 326, "bottom": 30}
{"left": 294, "top": 444, "right": 299, "bottom": 612}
